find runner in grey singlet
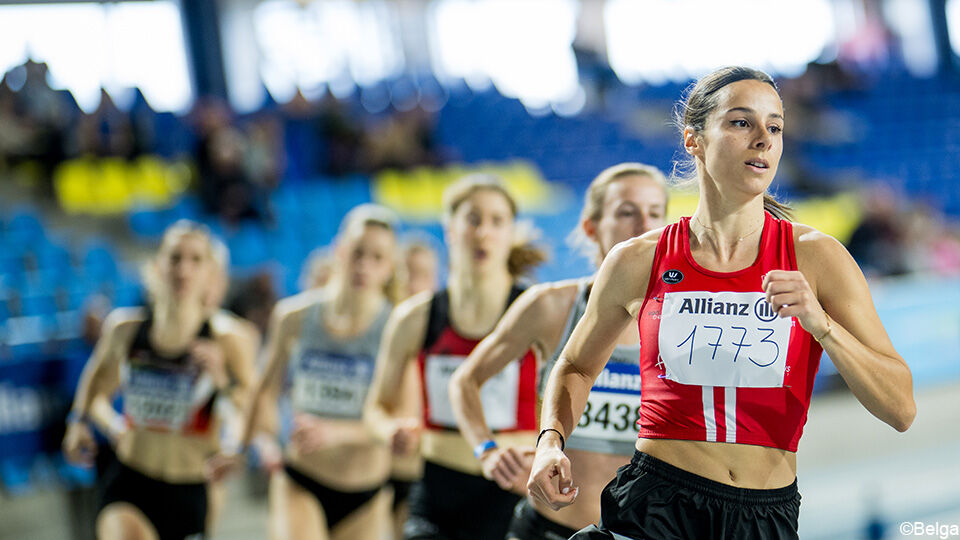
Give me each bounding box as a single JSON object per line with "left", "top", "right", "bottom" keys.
{"left": 289, "top": 296, "right": 392, "bottom": 420}
{"left": 540, "top": 278, "right": 642, "bottom": 456}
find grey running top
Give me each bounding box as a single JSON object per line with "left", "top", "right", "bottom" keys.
{"left": 288, "top": 296, "right": 391, "bottom": 420}
{"left": 541, "top": 278, "right": 642, "bottom": 456}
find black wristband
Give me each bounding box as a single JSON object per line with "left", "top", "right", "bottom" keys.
{"left": 536, "top": 428, "right": 565, "bottom": 450}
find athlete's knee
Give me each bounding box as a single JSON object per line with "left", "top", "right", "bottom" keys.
{"left": 96, "top": 504, "right": 158, "bottom": 540}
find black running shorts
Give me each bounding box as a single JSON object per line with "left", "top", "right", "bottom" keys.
{"left": 506, "top": 497, "right": 580, "bottom": 540}
{"left": 570, "top": 451, "right": 801, "bottom": 540}
{"left": 99, "top": 459, "right": 207, "bottom": 540}
{"left": 283, "top": 463, "right": 381, "bottom": 529}
{"left": 404, "top": 460, "right": 520, "bottom": 540}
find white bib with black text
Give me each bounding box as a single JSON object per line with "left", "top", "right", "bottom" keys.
{"left": 658, "top": 291, "right": 792, "bottom": 388}
{"left": 424, "top": 354, "right": 519, "bottom": 430}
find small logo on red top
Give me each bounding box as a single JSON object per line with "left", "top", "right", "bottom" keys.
{"left": 662, "top": 270, "right": 684, "bottom": 284}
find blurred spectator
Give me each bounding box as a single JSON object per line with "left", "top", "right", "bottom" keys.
{"left": 779, "top": 62, "right": 861, "bottom": 147}
{"left": 226, "top": 271, "right": 278, "bottom": 337}
{"left": 244, "top": 114, "right": 284, "bottom": 191}
{"left": 0, "top": 60, "right": 69, "bottom": 191}
{"left": 360, "top": 107, "right": 440, "bottom": 172}
{"left": 194, "top": 99, "right": 269, "bottom": 225}
{"left": 902, "top": 204, "right": 960, "bottom": 276}
{"left": 282, "top": 89, "right": 366, "bottom": 178}
{"left": 847, "top": 187, "right": 910, "bottom": 277}
{"left": 0, "top": 79, "right": 34, "bottom": 168}
{"left": 69, "top": 89, "right": 138, "bottom": 159}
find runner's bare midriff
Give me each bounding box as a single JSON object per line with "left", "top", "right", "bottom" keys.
{"left": 636, "top": 438, "right": 796, "bottom": 489}
{"left": 285, "top": 434, "right": 391, "bottom": 492}
{"left": 117, "top": 427, "right": 219, "bottom": 484}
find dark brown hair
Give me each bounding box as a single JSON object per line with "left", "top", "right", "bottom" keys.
{"left": 673, "top": 66, "right": 793, "bottom": 221}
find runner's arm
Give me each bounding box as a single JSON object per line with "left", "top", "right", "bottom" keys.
{"left": 450, "top": 283, "right": 571, "bottom": 448}
{"left": 789, "top": 228, "right": 915, "bottom": 431}
{"left": 365, "top": 293, "right": 429, "bottom": 447}
{"left": 538, "top": 242, "right": 651, "bottom": 448}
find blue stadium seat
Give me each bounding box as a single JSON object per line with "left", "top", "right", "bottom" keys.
{"left": 128, "top": 207, "right": 169, "bottom": 239}
{"left": 6, "top": 209, "right": 45, "bottom": 245}
{"left": 19, "top": 294, "right": 56, "bottom": 317}
{"left": 226, "top": 224, "right": 269, "bottom": 270}
{"left": 171, "top": 195, "right": 202, "bottom": 221}
{"left": 33, "top": 243, "right": 71, "bottom": 273}
{"left": 81, "top": 243, "right": 119, "bottom": 283}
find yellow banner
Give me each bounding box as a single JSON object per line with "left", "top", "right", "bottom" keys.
{"left": 373, "top": 161, "right": 573, "bottom": 221}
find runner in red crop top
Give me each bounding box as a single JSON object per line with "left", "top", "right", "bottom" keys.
{"left": 637, "top": 211, "right": 821, "bottom": 452}
{"left": 417, "top": 286, "right": 539, "bottom": 434}
{"left": 529, "top": 67, "right": 915, "bottom": 540}
{"left": 367, "top": 174, "right": 546, "bottom": 540}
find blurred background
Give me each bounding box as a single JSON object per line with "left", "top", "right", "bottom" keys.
{"left": 0, "top": 0, "right": 957, "bottom": 539}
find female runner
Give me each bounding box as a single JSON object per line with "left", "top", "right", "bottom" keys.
{"left": 62, "top": 220, "right": 257, "bottom": 540}
{"left": 528, "top": 66, "right": 916, "bottom": 539}
{"left": 449, "top": 163, "right": 668, "bottom": 540}
{"left": 388, "top": 238, "right": 441, "bottom": 539}
{"left": 367, "top": 174, "right": 545, "bottom": 540}
{"left": 241, "top": 204, "right": 400, "bottom": 540}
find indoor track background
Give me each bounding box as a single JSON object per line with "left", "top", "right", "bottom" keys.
{"left": 1, "top": 1, "right": 959, "bottom": 539}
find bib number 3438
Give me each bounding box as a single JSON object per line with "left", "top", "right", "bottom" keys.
{"left": 658, "top": 291, "right": 792, "bottom": 388}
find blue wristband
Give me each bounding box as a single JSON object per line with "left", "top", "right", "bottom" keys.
{"left": 473, "top": 439, "right": 498, "bottom": 459}
{"left": 66, "top": 410, "right": 87, "bottom": 425}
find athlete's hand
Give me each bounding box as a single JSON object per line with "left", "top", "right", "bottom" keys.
{"left": 62, "top": 421, "right": 97, "bottom": 466}
{"left": 480, "top": 445, "right": 537, "bottom": 494}
{"left": 762, "top": 270, "right": 829, "bottom": 338}
{"left": 388, "top": 417, "right": 421, "bottom": 457}
{"left": 290, "top": 413, "right": 335, "bottom": 453}
{"left": 527, "top": 439, "right": 578, "bottom": 511}
{"left": 205, "top": 452, "right": 242, "bottom": 482}
{"left": 191, "top": 339, "right": 229, "bottom": 389}
{"left": 250, "top": 433, "right": 284, "bottom": 473}
{"left": 104, "top": 413, "right": 130, "bottom": 448}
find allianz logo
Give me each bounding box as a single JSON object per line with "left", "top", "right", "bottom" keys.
{"left": 676, "top": 296, "right": 778, "bottom": 321}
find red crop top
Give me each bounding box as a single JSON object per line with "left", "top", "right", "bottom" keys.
{"left": 637, "top": 213, "right": 822, "bottom": 451}
{"left": 417, "top": 287, "right": 538, "bottom": 433}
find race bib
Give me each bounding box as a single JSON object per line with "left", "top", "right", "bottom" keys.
{"left": 658, "top": 291, "right": 792, "bottom": 388}
{"left": 291, "top": 350, "right": 374, "bottom": 419}
{"left": 124, "top": 363, "right": 203, "bottom": 431}
{"left": 424, "top": 355, "right": 519, "bottom": 430}
{"left": 573, "top": 363, "right": 642, "bottom": 443}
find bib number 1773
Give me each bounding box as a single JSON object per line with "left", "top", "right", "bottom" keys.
{"left": 657, "top": 291, "right": 792, "bottom": 388}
